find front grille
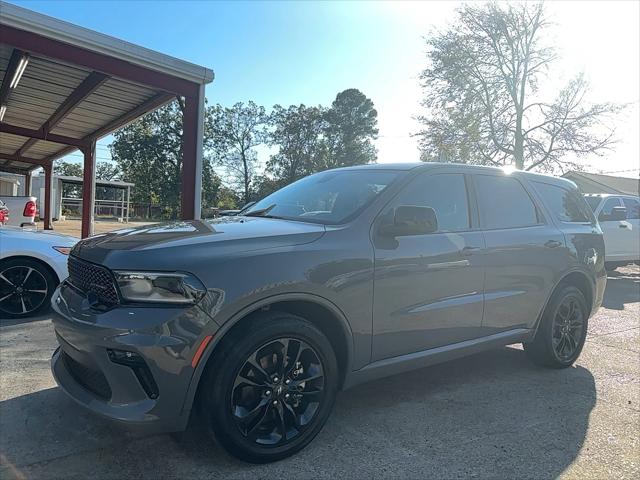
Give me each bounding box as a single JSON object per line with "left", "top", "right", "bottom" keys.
{"left": 67, "top": 255, "right": 119, "bottom": 306}
{"left": 61, "top": 351, "right": 112, "bottom": 400}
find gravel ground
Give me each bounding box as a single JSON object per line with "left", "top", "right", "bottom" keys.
{"left": 1, "top": 266, "right": 638, "bottom": 479}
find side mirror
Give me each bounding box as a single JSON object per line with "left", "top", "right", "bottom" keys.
{"left": 380, "top": 205, "right": 438, "bottom": 237}
{"left": 609, "top": 206, "right": 627, "bottom": 221}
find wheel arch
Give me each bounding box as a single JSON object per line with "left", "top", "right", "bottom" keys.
{"left": 533, "top": 269, "right": 595, "bottom": 335}
{"left": 182, "top": 293, "right": 355, "bottom": 419}
{"left": 0, "top": 254, "right": 61, "bottom": 284}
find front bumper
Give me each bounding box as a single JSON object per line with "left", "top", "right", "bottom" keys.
{"left": 50, "top": 280, "right": 218, "bottom": 432}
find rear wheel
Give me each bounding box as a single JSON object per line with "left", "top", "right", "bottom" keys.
{"left": 0, "top": 258, "right": 56, "bottom": 318}
{"left": 524, "top": 285, "right": 588, "bottom": 368}
{"left": 200, "top": 312, "right": 338, "bottom": 463}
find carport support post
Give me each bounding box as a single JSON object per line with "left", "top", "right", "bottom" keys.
{"left": 180, "top": 85, "right": 204, "bottom": 220}
{"left": 43, "top": 164, "right": 53, "bottom": 230}
{"left": 81, "top": 140, "right": 96, "bottom": 238}
{"left": 24, "top": 172, "right": 31, "bottom": 196}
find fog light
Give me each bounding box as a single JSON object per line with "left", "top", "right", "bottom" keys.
{"left": 107, "top": 349, "right": 159, "bottom": 399}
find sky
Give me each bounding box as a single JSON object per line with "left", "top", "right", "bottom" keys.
{"left": 10, "top": 0, "right": 640, "bottom": 178}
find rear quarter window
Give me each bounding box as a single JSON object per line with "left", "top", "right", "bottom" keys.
{"left": 533, "top": 182, "right": 594, "bottom": 223}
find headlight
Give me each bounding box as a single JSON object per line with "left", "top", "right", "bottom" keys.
{"left": 114, "top": 271, "right": 206, "bottom": 304}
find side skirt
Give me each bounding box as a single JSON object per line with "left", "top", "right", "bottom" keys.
{"left": 343, "top": 328, "right": 532, "bottom": 389}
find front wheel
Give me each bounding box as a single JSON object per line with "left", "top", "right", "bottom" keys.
{"left": 524, "top": 285, "right": 589, "bottom": 368}
{"left": 0, "top": 258, "right": 57, "bottom": 318}
{"left": 200, "top": 312, "right": 338, "bottom": 463}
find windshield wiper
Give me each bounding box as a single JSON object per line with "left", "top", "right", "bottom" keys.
{"left": 244, "top": 204, "right": 277, "bottom": 217}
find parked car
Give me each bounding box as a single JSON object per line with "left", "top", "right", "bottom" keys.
{"left": 584, "top": 193, "right": 640, "bottom": 270}
{"left": 0, "top": 200, "right": 8, "bottom": 225}
{"left": 50, "top": 164, "right": 605, "bottom": 463}
{"left": 0, "top": 195, "right": 38, "bottom": 227}
{"left": 0, "top": 226, "right": 77, "bottom": 318}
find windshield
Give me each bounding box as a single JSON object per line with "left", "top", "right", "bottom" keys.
{"left": 584, "top": 196, "right": 602, "bottom": 212}
{"left": 244, "top": 169, "right": 401, "bottom": 224}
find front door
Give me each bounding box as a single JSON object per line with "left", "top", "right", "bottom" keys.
{"left": 371, "top": 172, "right": 485, "bottom": 361}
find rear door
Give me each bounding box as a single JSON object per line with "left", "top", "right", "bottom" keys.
{"left": 473, "top": 174, "right": 565, "bottom": 333}
{"left": 371, "top": 171, "right": 485, "bottom": 361}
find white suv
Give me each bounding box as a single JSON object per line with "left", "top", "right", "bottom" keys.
{"left": 584, "top": 193, "right": 640, "bottom": 270}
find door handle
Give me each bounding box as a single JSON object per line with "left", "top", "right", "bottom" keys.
{"left": 544, "top": 240, "right": 562, "bottom": 248}
{"left": 460, "top": 246, "right": 481, "bottom": 256}
{"left": 619, "top": 224, "right": 629, "bottom": 229}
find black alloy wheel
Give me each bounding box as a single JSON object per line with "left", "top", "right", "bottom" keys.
{"left": 551, "top": 296, "right": 585, "bottom": 361}
{"left": 0, "top": 259, "right": 55, "bottom": 318}
{"left": 201, "top": 313, "right": 338, "bottom": 463}
{"left": 524, "top": 285, "right": 589, "bottom": 368}
{"left": 231, "top": 337, "right": 325, "bottom": 446}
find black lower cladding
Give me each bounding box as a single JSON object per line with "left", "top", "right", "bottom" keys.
{"left": 107, "top": 349, "right": 160, "bottom": 399}
{"left": 61, "top": 350, "right": 112, "bottom": 400}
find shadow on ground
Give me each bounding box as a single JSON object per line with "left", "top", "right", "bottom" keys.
{"left": 603, "top": 269, "right": 640, "bottom": 310}
{"left": 1, "top": 347, "right": 596, "bottom": 479}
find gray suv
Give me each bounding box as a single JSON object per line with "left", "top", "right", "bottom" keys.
{"left": 50, "top": 163, "right": 606, "bottom": 463}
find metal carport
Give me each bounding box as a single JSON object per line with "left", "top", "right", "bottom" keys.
{"left": 0, "top": 1, "right": 214, "bottom": 237}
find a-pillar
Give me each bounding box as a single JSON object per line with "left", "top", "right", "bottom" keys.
{"left": 81, "top": 140, "right": 96, "bottom": 238}
{"left": 180, "top": 85, "right": 204, "bottom": 220}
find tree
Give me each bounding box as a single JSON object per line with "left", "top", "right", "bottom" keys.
{"left": 96, "top": 161, "right": 120, "bottom": 181}
{"left": 110, "top": 99, "right": 227, "bottom": 216}
{"left": 320, "top": 88, "right": 378, "bottom": 169}
{"left": 53, "top": 160, "right": 82, "bottom": 177}
{"left": 267, "top": 104, "right": 327, "bottom": 184}
{"left": 417, "top": 2, "right": 621, "bottom": 172}
{"left": 209, "top": 101, "right": 267, "bottom": 205}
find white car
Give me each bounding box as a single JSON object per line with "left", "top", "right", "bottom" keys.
{"left": 0, "top": 226, "right": 77, "bottom": 318}
{"left": 584, "top": 193, "right": 640, "bottom": 270}
{"left": 0, "top": 195, "right": 38, "bottom": 227}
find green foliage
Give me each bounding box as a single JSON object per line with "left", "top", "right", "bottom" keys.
{"left": 209, "top": 101, "right": 267, "bottom": 204}
{"left": 418, "top": 2, "right": 621, "bottom": 172}
{"left": 106, "top": 88, "right": 378, "bottom": 213}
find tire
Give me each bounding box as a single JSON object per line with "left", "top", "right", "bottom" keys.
{"left": 200, "top": 311, "right": 338, "bottom": 463}
{"left": 524, "top": 285, "right": 589, "bottom": 368}
{"left": 0, "top": 258, "right": 57, "bottom": 319}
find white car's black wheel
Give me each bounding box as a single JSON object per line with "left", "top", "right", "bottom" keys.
{"left": 0, "top": 258, "right": 56, "bottom": 318}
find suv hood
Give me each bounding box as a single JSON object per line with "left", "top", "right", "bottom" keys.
{"left": 72, "top": 217, "right": 326, "bottom": 268}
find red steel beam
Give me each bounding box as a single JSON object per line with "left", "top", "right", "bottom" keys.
{"left": 2, "top": 25, "right": 200, "bottom": 98}
{"left": 43, "top": 163, "right": 53, "bottom": 230}
{"left": 16, "top": 71, "right": 110, "bottom": 156}
{"left": 24, "top": 172, "right": 31, "bottom": 196}
{"left": 180, "top": 93, "right": 198, "bottom": 219}
{"left": 0, "top": 122, "right": 88, "bottom": 148}
{"left": 44, "top": 93, "right": 175, "bottom": 163}
{"left": 0, "top": 152, "right": 52, "bottom": 166}
{"left": 81, "top": 141, "right": 96, "bottom": 238}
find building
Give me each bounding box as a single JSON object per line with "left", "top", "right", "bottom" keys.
{"left": 562, "top": 171, "right": 640, "bottom": 196}
{"left": 0, "top": 2, "right": 214, "bottom": 237}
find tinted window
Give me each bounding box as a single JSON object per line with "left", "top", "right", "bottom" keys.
{"left": 391, "top": 173, "right": 470, "bottom": 232}
{"left": 598, "top": 197, "right": 622, "bottom": 221}
{"left": 622, "top": 198, "right": 640, "bottom": 219}
{"left": 475, "top": 175, "right": 539, "bottom": 229}
{"left": 533, "top": 182, "right": 592, "bottom": 223}
{"left": 245, "top": 170, "right": 399, "bottom": 225}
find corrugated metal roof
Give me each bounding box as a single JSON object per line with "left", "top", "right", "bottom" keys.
{"left": 0, "top": 1, "right": 214, "bottom": 84}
